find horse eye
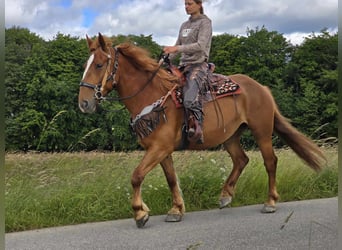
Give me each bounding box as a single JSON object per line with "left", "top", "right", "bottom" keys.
{"left": 96, "top": 63, "right": 103, "bottom": 69}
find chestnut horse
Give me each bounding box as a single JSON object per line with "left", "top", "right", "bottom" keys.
{"left": 78, "top": 33, "right": 325, "bottom": 228}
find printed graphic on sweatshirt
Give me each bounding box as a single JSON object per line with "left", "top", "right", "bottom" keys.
{"left": 182, "top": 29, "right": 192, "bottom": 37}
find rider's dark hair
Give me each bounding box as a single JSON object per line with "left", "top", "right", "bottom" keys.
{"left": 194, "top": 0, "right": 204, "bottom": 14}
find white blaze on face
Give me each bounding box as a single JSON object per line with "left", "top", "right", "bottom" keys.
{"left": 82, "top": 54, "right": 95, "bottom": 80}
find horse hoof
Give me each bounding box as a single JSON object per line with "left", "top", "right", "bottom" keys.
{"left": 136, "top": 214, "right": 149, "bottom": 228}
{"left": 219, "top": 197, "right": 232, "bottom": 209}
{"left": 165, "top": 213, "right": 183, "bottom": 222}
{"left": 261, "top": 204, "right": 276, "bottom": 213}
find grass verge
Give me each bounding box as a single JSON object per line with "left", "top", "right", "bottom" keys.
{"left": 5, "top": 147, "right": 337, "bottom": 232}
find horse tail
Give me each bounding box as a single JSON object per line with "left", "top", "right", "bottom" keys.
{"left": 273, "top": 109, "right": 326, "bottom": 172}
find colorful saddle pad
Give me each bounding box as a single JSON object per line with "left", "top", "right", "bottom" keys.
{"left": 171, "top": 73, "right": 241, "bottom": 108}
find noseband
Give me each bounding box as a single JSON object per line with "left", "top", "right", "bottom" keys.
{"left": 79, "top": 47, "right": 119, "bottom": 101}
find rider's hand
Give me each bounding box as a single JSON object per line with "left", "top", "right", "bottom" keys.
{"left": 163, "top": 46, "right": 179, "bottom": 54}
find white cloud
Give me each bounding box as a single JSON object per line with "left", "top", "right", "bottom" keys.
{"left": 5, "top": 0, "right": 49, "bottom": 26}
{"left": 5, "top": 0, "right": 338, "bottom": 45}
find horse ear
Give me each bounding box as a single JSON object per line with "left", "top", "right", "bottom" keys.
{"left": 86, "top": 34, "right": 93, "bottom": 50}
{"left": 98, "top": 33, "right": 107, "bottom": 52}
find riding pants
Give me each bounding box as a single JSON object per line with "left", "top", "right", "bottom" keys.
{"left": 182, "top": 62, "right": 210, "bottom": 124}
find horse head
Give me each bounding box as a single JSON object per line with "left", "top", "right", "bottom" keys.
{"left": 78, "top": 33, "right": 118, "bottom": 113}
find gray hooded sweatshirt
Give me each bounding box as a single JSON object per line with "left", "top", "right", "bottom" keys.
{"left": 173, "top": 14, "right": 212, "bottom": 65}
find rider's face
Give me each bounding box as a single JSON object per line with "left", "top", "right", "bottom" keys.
{"left": 184, "top": 0, "right": 201, "bottom": 16}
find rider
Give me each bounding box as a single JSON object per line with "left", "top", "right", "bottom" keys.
{"left": 163, "top": 0, "right": 212, "bottom": 144}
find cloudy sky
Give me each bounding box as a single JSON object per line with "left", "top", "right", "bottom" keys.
{"left": 5, "top": 0, "right": 338, "bottom": 45}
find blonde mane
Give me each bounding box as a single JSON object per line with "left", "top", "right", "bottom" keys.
{"left": 117, "top": 43, "right": 178, "bottom": 90}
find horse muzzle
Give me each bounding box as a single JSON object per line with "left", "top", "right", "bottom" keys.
{"left": 79, "top": 81, "right": 103, "bottom": 113}
{"left": 79, "top": 98, "right": 97, "bottom": 113}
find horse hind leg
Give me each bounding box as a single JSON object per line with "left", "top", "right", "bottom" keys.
{"left": 160, "top": 155, "right": 185, "bottom": 222}
{"left": 255, "top": 137, "right": 280, "bottom": 213}
{"left": 220, "top": 130, "right": 249, "bottom": 209}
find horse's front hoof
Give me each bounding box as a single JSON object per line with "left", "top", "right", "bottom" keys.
{"left": 261, "top": 204, "right": 276, "bottom": 213}
{"left": 136, "top": 214, "right": 149, "bottom": 228}
{"left": 165, "top": 213, "right": 183, "bottom": 222}
{"left": 219, "top": 196, "right": 232, "bottom": 209}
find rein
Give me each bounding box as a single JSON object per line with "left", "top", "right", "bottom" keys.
{"left": 114, "top": 58, "right": 165, "bottom": 102}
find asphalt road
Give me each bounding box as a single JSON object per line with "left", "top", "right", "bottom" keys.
{"left": 6, "top": 197, "right": 338, "bottom": 250}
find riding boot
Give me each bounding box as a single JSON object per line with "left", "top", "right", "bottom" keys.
{"left": 187, "top": 113, "right": 204, "bottom": 144}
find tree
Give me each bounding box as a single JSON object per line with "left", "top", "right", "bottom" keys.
{"left": 5, "top": 27, "right": 46, "bottom": 150}
{"left": 209, "top": 33, "right": 241, "bottom": 75}
{"left": 236, "top": 26, "right": 293, "bottom": 87}
{"left": 4, "top": 27, "right": 337, "bottom": 151}
{"left": 5, "top": 27, "right": 45, "bottom": 116}
{"left": 284, "top": 30, "right": 338, "bottom": 138}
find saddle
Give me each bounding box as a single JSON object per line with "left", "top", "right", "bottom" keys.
{"left": 168, "top": 64, "right": 241, "bottom": 108}
{"left": 130, "top": 63, "right": 242, "bottom": 141}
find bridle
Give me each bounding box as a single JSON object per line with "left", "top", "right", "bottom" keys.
{"left": 79, "top": 46, "right": 119, "bottom": 101}
{"left": 79, "top": 46, "right": 165, "bottom": 103}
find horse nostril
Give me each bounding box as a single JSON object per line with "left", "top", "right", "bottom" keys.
{"left": 82, "top": 100, "right": 89, "bottom": 109}
{"left": 79, "top": 100, "right": 89, "bottom": 112}
{"left": 79, "top": 99, "right": 96, "bottom": 113}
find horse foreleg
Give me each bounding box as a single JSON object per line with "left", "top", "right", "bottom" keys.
{"left": 160, "top": 155, "right": 185, "bottom": 222}
{"left": 131, "top": 168, "right": 150, "bottom": 228}
{"left": 131, "top": 148, "right": 169, "bottom": 228}
{"left": 220, "top": 138, "right": 249, "bottom": 209}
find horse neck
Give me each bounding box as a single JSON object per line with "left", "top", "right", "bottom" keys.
{"left": 116, "top": 59, "right": 166, "bottom": 117}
